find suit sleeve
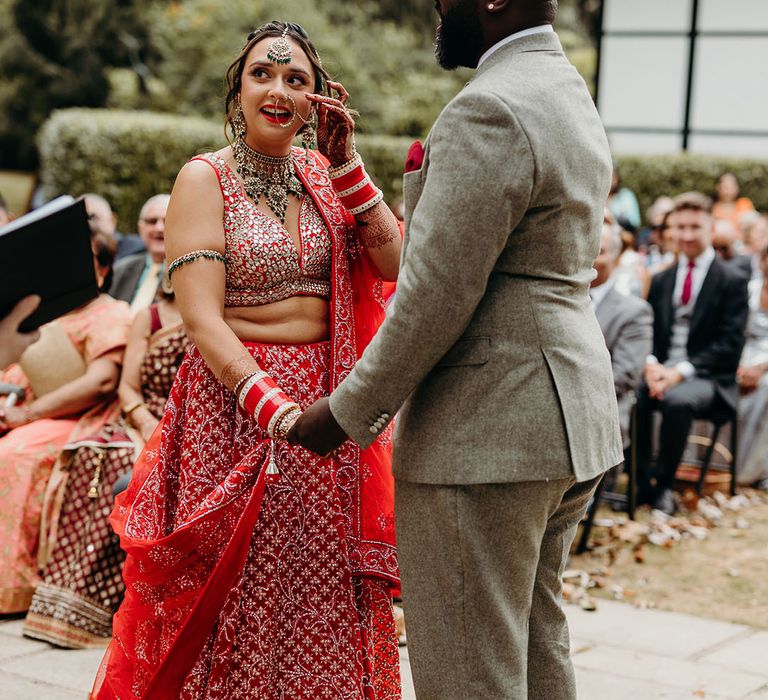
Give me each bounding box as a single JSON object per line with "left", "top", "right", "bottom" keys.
{"left": 611, "top": 300, "right": 653, "bottom": 397}
{"left": 688, "top": 273, "right": 749, "bottom": 376}
{"left": 329, "top": 91, "right": 535, "bottom": 447}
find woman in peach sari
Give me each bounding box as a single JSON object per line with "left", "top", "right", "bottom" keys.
{"left": 0, "top": 229, "right": 131, "bottom": 613}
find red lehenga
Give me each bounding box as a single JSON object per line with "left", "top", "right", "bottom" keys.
{"left": 91, "top": 150, "right": 400, "bottom": 699}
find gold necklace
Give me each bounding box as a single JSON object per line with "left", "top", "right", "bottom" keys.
{"left": 232, "top": 137, "right": 304, "bottom": 223}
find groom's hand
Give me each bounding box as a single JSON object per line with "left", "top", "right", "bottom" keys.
{"left": 287, "top": 397, "right": 349, "bottom": 456}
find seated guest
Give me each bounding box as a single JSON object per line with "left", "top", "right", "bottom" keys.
{"left": 639, "top": 196, "right": 674, "bottom": 253}
{"left": 712, "top": 172, "right": 754, "bottom": 232}
{"left": 636, "top": 192, "right": 749, "bottom": 515}
{"left": 713, "top": 219, "right": 738, "bottom": 261}
{"left": 0, "top": 229, "right": 131, "bottom": 613}
{"left": 83, "top": 193, "right": 145, "bottom": 261}
{"left": 591, "top": 213, "right": 653, "bottom": 446}
{"left": 740, "top": 214, "right": 768, "bottom": 283}
{"left": 735, "top": 245, "right": 768, "bottom": 489}
{"left": 614, "top": 226, "right": 651, "bottom": 298}
{"left": 24, "top": 277, "right": 186, "bottom": 648}
{"left": 608, "top": 163, "right": 641, "bottom": 230}
{"left": 109, "top": 194, "right": 170, "bottom": 311}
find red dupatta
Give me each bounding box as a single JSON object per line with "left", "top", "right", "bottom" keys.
{"left": 92, "top": 148, "right": 397, "bottom": 699}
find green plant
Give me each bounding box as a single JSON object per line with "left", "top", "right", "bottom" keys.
{"left": 615, "top": 155, "right": 768, "bottom": 223}
{"left": 37, "top": 108, "right": 413, "bottom": 227}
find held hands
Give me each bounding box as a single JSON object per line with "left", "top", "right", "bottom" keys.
{"left": 307, "top": 81, "right": 356, "bottom": 168}
{"left": 287, "top": 397, "right": 348, "bottom": 456}
{"left": 737, "top": 364, "right": 765, "bottom": 394}
{"left": 645, "top": 363, "right": 684, "bottom": 400}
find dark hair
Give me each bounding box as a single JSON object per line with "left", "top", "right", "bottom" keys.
{"left": 761, "top": 242, "right": 768, "bottom": 260}
{"left": 224, "top": 21, "right": 330, "bottom": 143}
{"left": 672, "top": 191, "right": 713, "bottom": 215}
{"left": 89, "top": 221, "right": 117, "bottom": 293}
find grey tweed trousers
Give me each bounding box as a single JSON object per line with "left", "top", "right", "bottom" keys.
{"left": 395, "top": 475, "right": 601, "bottom": 700}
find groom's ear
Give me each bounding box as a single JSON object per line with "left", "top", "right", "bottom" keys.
{"left": 483, "top": 0, "right": 511, "bottom": 14}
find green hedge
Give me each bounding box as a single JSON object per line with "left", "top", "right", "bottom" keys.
{"left": 38, "top": 108, "right": 412, "bottom": 228}
{"left": 615, "top": 155, "right": 768, "bottom": 223}
{"left": 39, "top": 108, "right": 768, "bottom": 229}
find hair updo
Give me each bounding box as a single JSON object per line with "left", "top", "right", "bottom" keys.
{"left": 224, "top": 21, "right": 331, "bottom": 142}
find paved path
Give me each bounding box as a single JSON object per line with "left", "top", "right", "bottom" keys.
{"left": 1, "top": 600, "right": 766, "bottom": 699}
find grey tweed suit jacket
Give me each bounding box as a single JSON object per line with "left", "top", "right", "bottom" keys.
{"left": 594, "top": 285, "right": 653, "bottom": 445}
{"left": 329, "top": 32, "right": 624, "bottom": 484}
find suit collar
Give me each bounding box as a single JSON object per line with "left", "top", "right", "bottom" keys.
{"left": 476, "top": 24, "right": 554, "bottom": 68}
{"left": 474, "top": 31, "right": 564, "bottom": 78}
{"left": 690, "top": 256, "right": 724, "bottom": 332}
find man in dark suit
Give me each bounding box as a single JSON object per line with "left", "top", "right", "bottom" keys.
{"left": 591, "top": 212, "right": 653, "bottom": 446}
{"left": 637, "top": 192, "right": 749, "bottom": 514}
{"left": 84, "top": 193, "right": 145, "bottom": 261}
{"left": 109, "top": 194, "right": 169, "bottom": 312}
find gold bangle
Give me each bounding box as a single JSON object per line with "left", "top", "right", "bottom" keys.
{"left": 123, "top": 401, "right": 146, "bottom": 417}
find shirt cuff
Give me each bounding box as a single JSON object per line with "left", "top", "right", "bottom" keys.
{"left": 646, "top": 355, "right": 659, "bottom": 366}
{"left": 675, "top": 361, "right": 696, "bottom": 380}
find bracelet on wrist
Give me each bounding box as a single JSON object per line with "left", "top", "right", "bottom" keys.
{"left": 329, "top": 155, "right": 383, "bottom": 216}
{"left": 123, "top": 401, "right": 146, "bottom": 417}
{"left": 238, "top": 372, "right": 299, "bottom": 439}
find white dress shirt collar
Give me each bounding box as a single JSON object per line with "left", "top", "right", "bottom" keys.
{"left": 674, "top": 246, "right": 716, "bottom": 307}
{"left": 477, "top": 24, "right": 554, "bottom": 69}
{"left": 589, "top": 276, "right": 615, "bottom": 309}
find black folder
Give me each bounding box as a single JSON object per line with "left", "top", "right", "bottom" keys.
{"left": 0, "top": 196, "right": 99, "bottom": 332}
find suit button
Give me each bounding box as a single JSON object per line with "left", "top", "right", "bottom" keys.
{"left": 382, "top": 413, "right": 390, "bottom": 420}
{"left": 369, "top": 426, "right": 378, "bottom": 434}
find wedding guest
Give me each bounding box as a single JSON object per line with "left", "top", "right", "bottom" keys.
{"left": 636, "top": 192, "right": 749, "bottom": 515}
{"left": 0, "top": 229, "right": 130, "bottom": 613}
{"left": 24, "top": 279, "right": 186, "bottom": 648}
{"left": 735, "top": 244, "right": 768, "bottom": 489}
{"left": 608, "top": 163, "right": 641, "bottom": 230}
{"left": 712, "top": 172, "right": 754, "bottom": 231}
{"left": 109, "top": 194, "right": 170, "bottom": 311}
{"left": 83, "top": 194, "right": 145, "bottom": 260}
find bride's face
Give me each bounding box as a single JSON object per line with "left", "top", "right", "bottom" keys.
{"left": 238, "top": 37, "right": 315, "bottom": 154}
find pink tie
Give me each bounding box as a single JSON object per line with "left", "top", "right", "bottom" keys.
{"left": 681, "top": 260, "right": 695, "bottom": 305}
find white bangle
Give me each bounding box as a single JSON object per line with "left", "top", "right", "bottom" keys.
{"left": 237, "top": 371, "right": 270, "bottom": 410}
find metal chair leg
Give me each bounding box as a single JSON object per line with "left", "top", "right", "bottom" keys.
{"left": 730, "top": 417, "right": 738, "bottom": 496}
{"left": 576, "top": 472, "right": 607, "bottom": 554}
{"left": 696, "top": 422, "right": 722, "bottom": 496}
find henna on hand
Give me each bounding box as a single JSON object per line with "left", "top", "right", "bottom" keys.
{"left": 220, "top": 352, "right": 259, "bottom": 392}
{"left": 356, "top": 202, "right": 400, "bottom": 249}
{"left": 308, "top": 92, "right": 356, "bottom": 168}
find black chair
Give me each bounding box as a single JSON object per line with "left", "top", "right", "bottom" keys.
{"left": 690, "top": 406, "right": 738, "bottom": 497}
{"left": 576, "top": 396, "right": 637, "bottom": 554}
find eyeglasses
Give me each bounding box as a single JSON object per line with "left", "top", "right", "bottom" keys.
{"left": 141, "top": 216, "right": 165, "bottom": 226}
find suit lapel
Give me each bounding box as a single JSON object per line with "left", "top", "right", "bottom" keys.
{"left": 657, "top": 267, "right": 676, "bottom": 340}
{"left": 690, "top": 258, "right": 723, "bottom": 333}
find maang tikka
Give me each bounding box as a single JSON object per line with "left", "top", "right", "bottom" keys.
{"left": 267, "top": 27, "right": 292, "bottom": 65}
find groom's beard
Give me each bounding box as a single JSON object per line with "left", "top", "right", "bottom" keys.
{"left": 435, "top": 0, "right": 486, "bottom": 70}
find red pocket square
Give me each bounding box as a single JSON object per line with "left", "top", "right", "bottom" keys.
{"left": 405, "top": 140, "right": 424, "bottom": 173}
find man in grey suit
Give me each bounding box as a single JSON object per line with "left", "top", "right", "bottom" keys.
{"left": 109, "top": 194, "right": 170, "bottom": 311}
{"left": 592, "top": 212, "right": 654, "bottom": 446}
{"left": 290, "top": 1, "right": 622, "bottom": 697}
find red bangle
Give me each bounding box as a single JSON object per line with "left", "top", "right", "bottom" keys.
{"left": 329, "top": 156, "right": 383, "bottom": 216}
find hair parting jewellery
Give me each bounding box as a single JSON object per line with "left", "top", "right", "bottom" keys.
{"left": 267, "top": 26, "right": 293, "bottom": 65}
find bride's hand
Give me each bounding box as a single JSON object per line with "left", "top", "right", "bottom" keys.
{"left": 306, "top": 81, "right": 356, "bottom": 168}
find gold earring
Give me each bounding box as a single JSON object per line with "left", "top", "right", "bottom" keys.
{"left": 231, "top": 98, "right": 246, "bottom": 140}
{"left": 301, "top": 111, "right": 317, "bottom": 163}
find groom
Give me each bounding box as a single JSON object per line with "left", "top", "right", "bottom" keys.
{"left": 289, "top": 0, "right": 622, "bottom": 697}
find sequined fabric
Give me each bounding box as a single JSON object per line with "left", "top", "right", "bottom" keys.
{"left": 193, "top": 152, "right": 332, "bottom": 306}
{"left": 94, "top": 343, "right": 400, "bottom": 699}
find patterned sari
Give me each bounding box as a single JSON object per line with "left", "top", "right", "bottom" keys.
{"left": 0, "top": 295, "right": 131, "bottom": 613}
{"left": 23, "top": 315, "right": 187, "bottom": 648}
{"left": 91, "top": 150, "right": 400, "bottom": 699}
